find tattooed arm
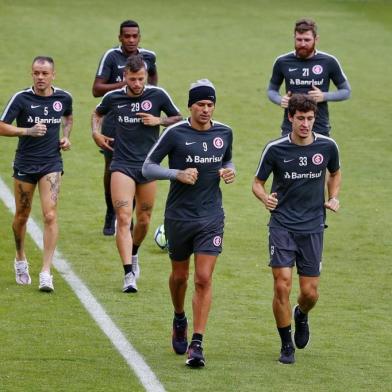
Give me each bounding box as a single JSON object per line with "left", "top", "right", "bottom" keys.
{"left": 60, "top": 115, "right": 73, "bottom": 150}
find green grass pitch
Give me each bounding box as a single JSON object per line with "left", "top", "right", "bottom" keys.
{"left": 0, "top": 0, "right": 391, "bottom": 391}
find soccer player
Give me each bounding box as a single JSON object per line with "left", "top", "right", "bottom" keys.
{"left": 267, "top": 18, "right": 351, "bottom": 136}
{"left": 143, "top": 79, "right": 235, "bottom": 368}
{"left": 91, "top": 54, "right": 181, "bottom": 293}
{"left": 252, "top": 94, "right": 341, "bottom": 364}
{"left": 0, "top": 56, "right": 73, "bottom": 292}
{"left": 92, "top": 19, "right": 158, "bottom": 235}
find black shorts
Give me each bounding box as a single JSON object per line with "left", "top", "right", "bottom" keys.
{"left": 13, "top": 162, "right": 63, "bottom": 185}
{"left": 165, "top": 215, "right": 224, "bottom": 261}
{"left": 268, "top": 227, "right": 324, "bottom": 277}
{"left": 110, "top": 164, "right": 151, "bottom": 185}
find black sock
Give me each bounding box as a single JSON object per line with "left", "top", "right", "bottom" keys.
{"left": 132, "top": 244, "right": 139, "bottom": 256}
{"left": 278, "top": 325, "right": 293, "bottom": 346}
{"left": 191, "top": 333, "right": 203, "bottom": 344}
{"left": 174, "top": 311, "right": 186, "bottom": 320}
{"left": 123, "top": 264, "right": 133, "bottom": 275}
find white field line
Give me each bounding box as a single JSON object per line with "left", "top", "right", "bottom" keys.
{"left": 0, "top": 176, "right": 166, "bottom": 392}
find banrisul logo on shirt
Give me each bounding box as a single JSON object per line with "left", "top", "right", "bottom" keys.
{"left": 141, "top": 100, "right": 152, "bottom": 111}
{"left": 213, "top": 137, "right": 224, "bottom": 149}
{"left": 53, "top": 101, "right": 63, "bottom": 112}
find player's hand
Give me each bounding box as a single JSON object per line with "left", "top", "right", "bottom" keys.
{"left": 308, "top": 84, "right": 325, "bottom": 102}
{"left": 27, "top": 122, "right": 47, "bottom": 137}
{"left": 176, "top": 168, "right": 198, "bottom": 185}
{"left": 280, "top": 91, "right": 292, "bottom": 108}
{"left": 137, "top": 112, "right": 161, "bottom": 126}
{"left": 264, "top": 192, "right": 278, "bottom": 211}
{"left": 92, "top": 132, "right": 114, "bottom": 151}
{"left": 219, "top": 168, "right": 235, "bottom": 184}
{"left": 324, "top": 197, "right": 340, "bottom": 212}
{"left": 60, "top": 137, "right": 71, "bottom": 151}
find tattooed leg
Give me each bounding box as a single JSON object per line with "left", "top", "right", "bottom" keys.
{"left": 111, "top": 171, "right": 135, "bottom": 266}
{"left": 13, "top": 180, "right": 35, "bottom": 260}
{"left": 38, "top": 172, "right": 61, "bottom": 272}
{"left": 133, "top": 181, "right": 157, "bottom": 246}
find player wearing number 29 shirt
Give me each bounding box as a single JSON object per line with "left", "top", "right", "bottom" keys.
{"left": 267, "top": 18, "right": 351, "bottom": 136}
{"left": 92, "top": 54, "right": 181, "bottom": 294}
{"left": 252, "top": 94, "right": 341, "bottom": 365}
{"left": 143, "top": 79, "right": 235, "bottom": 368}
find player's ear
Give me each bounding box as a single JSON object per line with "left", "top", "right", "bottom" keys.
{"left": 315, "top": 34, "right": 320, "bottom": 44}
{"left": 288, "top": 113, "right": 293, "bottom": 123}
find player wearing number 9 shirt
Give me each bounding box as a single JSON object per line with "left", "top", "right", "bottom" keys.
{"left": 143, "top": 79, "right": 236, "bottom": 368}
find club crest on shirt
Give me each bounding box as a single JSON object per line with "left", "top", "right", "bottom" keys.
{"left": 213, "top": 236, "right": 222, "bottom": 247}
{"left": 312, "top": 65, "right": 323, "bottom": 75}
{"left": 53, "top": 101, "right": 63, "bottom": 112}
{"left": 312, "top": 153, "right": 324, "bottom": 165}
{"left": 213, "top": 137, "right": 224, "bottom": 149}
{"left": 141, "top": 100, "right": 152, "bottom": 111}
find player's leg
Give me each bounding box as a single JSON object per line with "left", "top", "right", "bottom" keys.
{"left": 272, "top": 267, "right": 296, "bottom": 364}
{"left": 131, "top": 180, "right": 157, "bottom": 277}
{"left": 170, "top": 259, "right": 190, "bottom": 355}
{"left": 103, "top": 152, "right": 115, "bottom": 236}
{"left": 12, "top": 177, "right": 36, "bottom": 285}
{"left": 269, "top": 227, "right": 296, "bottom": 364}
{"left": 292, "top": 232, "right": 323, "bottom": 349}
{"left": 186, "top": 253, "right": 217, "bottom": 367}
{"left": 37, "top": 172, "right": 61, "bottom": 291}
{"left": 111, "top": 171, "right": 136, "bottom": 292}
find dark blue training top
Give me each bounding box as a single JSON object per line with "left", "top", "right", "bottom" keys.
{"left": 95, "top": 85, "right": 179, "bottom": 168}
{"left": 95, "top": 46, "right": 157, "bottom": 137}
{"left": 146, "top": 119, "right": 233, "bottom": 220}
{"left": 0, "top": 86, "right": 73, "bottom": 172}
{"left": 255, "top": 133, "right": 340, "bottom": 233}
{"left": 270, "top": 50, "right": 348, "bottom": 134}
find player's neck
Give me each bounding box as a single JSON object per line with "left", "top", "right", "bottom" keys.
{"left": 290, "top": 131, "right": 314, "bottom": 146}
{"left": 190, "top": 119, "right": 212, "bottom": 131}
{"left": 122, "top": 46, "right": 139, "bottom": 57}
{"left": 33, "top": 86, "right": 53, "bottom": 97}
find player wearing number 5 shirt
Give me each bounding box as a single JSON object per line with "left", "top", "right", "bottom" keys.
{"left": 0, "top": 56, "right": 73, "bottom": 292}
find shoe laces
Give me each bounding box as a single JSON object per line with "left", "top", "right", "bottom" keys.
{"left": 16, "top": 263, "right": 28, "bottom": 274}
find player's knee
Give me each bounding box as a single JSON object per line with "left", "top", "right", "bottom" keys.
{"left": 194, "top": 272, "right": 212, "bottom": 290}
{"left": 43, "top": 210, "right": 57, "bottom": 226}
{"left": 171, "top": 270, "right": 189, "bottom": 285}
{"left": 13, "top": 212, "right": 30, "bottom": 226}
{"left": 301, "top": 287, "right": 319, "bottom": 304}
{"left": 274, "top": 279, "right": 291, "bottom": 300}
{"left": 116, "top": 211, "right": 132, "bottom": 227}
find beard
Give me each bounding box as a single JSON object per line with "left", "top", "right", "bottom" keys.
{"left": 295, "top": 43, "right": 316, "bottom": 59}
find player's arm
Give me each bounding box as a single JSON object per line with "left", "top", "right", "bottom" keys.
{"left": 147, "top": 70, "right": 158, "bottom": 86}
{"left": 60, "top": 114, "right": 73, "bottom": 151}
{"left": 252, "top": 177, "right": 278, "bottom": 211}
{"left": 324, "top": 169, "right": 341, "bottom": 212}
{"left": 91, "top": 110, "right": 114, "bottom": 151}
{"left": 267, "top": 82, "right": 292, "bottom": 108}
{"left": 92, "top": 77, "right": 126, "bottom": 97}
{"left": 143, "top": 157, "right": 198, "bottom": 185}
{"left": 219, "top": 161, "right": 236, "bottom": 184}
{"left": 136, "top": 112, "right": 182, "bottom": 127}
{"left": 0, "top": 121, "right": 47, "bottom": 137}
